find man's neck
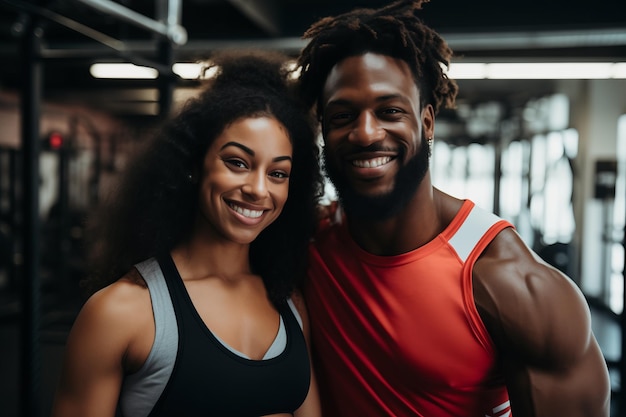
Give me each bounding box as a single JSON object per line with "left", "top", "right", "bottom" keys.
{"left": 345, "top": 183, "right": 446, "bottom": 256}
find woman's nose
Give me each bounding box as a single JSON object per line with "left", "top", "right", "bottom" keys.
{"left": 241, "top": 171, "right": 268, "bottom": 199}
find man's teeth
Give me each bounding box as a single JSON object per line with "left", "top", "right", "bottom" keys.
{"left": 352, "top": 156, "right": 391, "bottom": 168}
{"left": 231, "top": 204, "right": 263, "bottom": 218}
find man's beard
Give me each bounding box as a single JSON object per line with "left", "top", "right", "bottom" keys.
{"left": 323, "top": 134, "right": 431, "bottom": 221}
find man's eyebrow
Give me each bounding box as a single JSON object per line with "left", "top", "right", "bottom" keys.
{"left": 220, "top": 141, "right": 292, "bottom": 163}
{"left": 326, "top": 94, "right": 408, "bottom": 106}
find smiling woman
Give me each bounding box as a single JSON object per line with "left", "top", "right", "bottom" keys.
{"left": 50, "top": 50, "right": 324, "bottom": 417}
{"left": 198, "top": 116, "right": 293, "bottom": 243}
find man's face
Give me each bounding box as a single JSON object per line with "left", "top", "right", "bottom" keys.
{"left": 321, "top": 52, "right": 434, "bottom": 220}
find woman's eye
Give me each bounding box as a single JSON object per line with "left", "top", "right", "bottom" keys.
{"left": 270, "top": 171, "right": 290, "bottom": 179}
{"left": 225, "top": 159, "right": 247, "bottom": 169}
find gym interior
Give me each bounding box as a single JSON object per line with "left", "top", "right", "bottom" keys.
{"left": 0, "top": 0, "right": 625, "bottom": 416}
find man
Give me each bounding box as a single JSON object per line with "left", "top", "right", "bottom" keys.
{"left": 297, "top": 1, "right": 611, "bottom": 416}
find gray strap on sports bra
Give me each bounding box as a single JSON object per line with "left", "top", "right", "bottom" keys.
{"left": 118, "top": 258, "right": 178, "bottom": 417}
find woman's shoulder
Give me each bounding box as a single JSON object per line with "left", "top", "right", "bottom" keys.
{"left": 63, "top": 267, "right": 156, "bottom": 379}
{"left": 81, "top": 268, "right": 151, "bottom": 328}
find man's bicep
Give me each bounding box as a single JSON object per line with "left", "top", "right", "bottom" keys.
{"left": 479, "top": 261, "right": 611, "bottom": 416}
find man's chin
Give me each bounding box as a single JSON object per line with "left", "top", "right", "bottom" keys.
{"left": 336, "top": 190, "right": 399, "bottom": 221}
{"left": 343, "top": 189, "right": 393, "bottom": 202}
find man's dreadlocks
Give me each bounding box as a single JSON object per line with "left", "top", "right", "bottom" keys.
{"left": 297, "top": 0, "right": 458, "bottom": 119}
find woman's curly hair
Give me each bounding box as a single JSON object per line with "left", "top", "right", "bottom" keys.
{"left": 83, "top": 50, "right": 324, "bottom": 305}
{"left": 297, "top": 0, "right": 458, "bottom": 119}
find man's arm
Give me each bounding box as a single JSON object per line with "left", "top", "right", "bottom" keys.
{"left": 473, "top": 228, "right": 611, "bottom": 417}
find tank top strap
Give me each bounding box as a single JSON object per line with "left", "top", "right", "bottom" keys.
{"left": 119, "top": 257, "right": 178, "bottom": 417}
{"left": 448, "top": 203, "right": 509, "bottom": 263}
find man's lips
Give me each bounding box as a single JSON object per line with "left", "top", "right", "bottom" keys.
{"left": 351, "top": 156, "right": 392, "bottom": 168}
{"left": 343, "top": 153, "right": 397, "bottom": 180}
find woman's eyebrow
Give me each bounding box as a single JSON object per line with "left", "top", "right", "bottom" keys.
{"left": 220, "top": 141, "right": 254, "bottom": 155}
{"left": 220, "top": 141, "right": 292, "bottom": 163}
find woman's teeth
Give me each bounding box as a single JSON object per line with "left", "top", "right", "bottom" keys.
{"left": 230, "top": 204, "right": 263, "bottom": 218}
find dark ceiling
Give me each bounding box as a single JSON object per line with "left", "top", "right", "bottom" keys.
{"left": 0, "top": 0, "right": 625, "bottom": 119}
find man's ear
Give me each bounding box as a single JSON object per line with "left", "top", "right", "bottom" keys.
{"left": 421, "top": 104, "right": 435, "bottom": 139}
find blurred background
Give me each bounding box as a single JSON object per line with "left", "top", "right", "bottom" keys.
{"left": 0, "top": 0, "right": 625, "bottom": 416}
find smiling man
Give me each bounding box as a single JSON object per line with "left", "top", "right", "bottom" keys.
{"left": 321, "top": 52, "right": 431, "bottom": 222}
{"left": 297, "top": 1, "right": 611, "bottom": 416}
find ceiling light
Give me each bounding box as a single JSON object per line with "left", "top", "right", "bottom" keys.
{"left": 171, "top": 63, "right": 203, "bottom": 79}
{"left": 447, "top": 62, "right": 626, "bottom": 79}
{"left": 613, "top": 63, "right": 626, "bottom": 78}
{"left": 91, "top": 61, "right": 626, "bottom": 80}
{"left": 446, "top": 63, "right": 487, "bottom": 79}
{"left": 486, "top": 63, "right": 613, "bottom": 79}
{"left": 89, "top": 63, "right": 158, "bottom": 79}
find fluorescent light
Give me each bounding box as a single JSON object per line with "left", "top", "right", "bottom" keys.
{"left": 447, "top": 62, "right": 626, "bottom": 79}
{"left": 613, "top": 63, "right": 626, "bottom": 78}
{"left": 90, "top": 62, "right": 217, "bottom": 80}
{"left": 171, "top": 61, "right": 300, "bottom": 80}
{"left": 285, "top": 60, "right": 302, "bottom": 80}
{"left": 91, "top": 61, "right": 626, "bottom": 80}
{"left": 486, "top": 63, "right": 613, "bottom": 79}
{"left": 89, "top": 63, "right": 158, "bottom": 79}
{"left": 171, "top": 63, "right": 219, "bottom": 79}
{"left": 172, "top": 63, "right": 204, "bottom": 79}
{"left": 447, "top": 63, "right": 487, "bottom": 79}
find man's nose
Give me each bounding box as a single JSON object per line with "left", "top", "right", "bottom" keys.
{"left": 349, "top": 111, "right": 385, "bottom": 146}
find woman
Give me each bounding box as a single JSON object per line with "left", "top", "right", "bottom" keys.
{"left": 51, "top": 51, "right": 323, "bottom": 417}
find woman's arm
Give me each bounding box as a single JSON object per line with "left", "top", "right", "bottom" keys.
{"left": 51, "top": 278, "right": 151, "bottom": 417}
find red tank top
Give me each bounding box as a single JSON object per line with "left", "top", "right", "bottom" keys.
{"left": 305, "top": 200, "right": 512, "bottom": 417}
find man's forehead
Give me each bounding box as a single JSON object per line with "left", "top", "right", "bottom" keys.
{"left": 322, "top": 53, "right": 420, "bottom": 104}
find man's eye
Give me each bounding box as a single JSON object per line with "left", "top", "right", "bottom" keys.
{"left": 381, "top": 108, "right": 402, "bottom": 115}
{"left": 331, "top": 112, "right": 354, "bottom": 120}
{"left": 327, "top": 112, "right": 354, "bottom": 126}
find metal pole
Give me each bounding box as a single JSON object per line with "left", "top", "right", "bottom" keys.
{"left": 493, "top": 136, "right": 502, "bottom": 216}
{"left": 156, "top": 0, "right": 179, "bottom": 118}
{"left": 18, "top": 12, "right": 43, "bottom": 417}
{"left": 615, "top": 199, "right": 626, "bottom": 416}
{"left": 157, "top": 39, "right": 174, "bottom": 117}
{"left": 58, "top": 137, "right": 70, "bottom": 296}
{"left": 9, "top": 149, "right": 18, "bottom": 292}
{"left": 75, "top": 0, "right": 187, "bottom": 45}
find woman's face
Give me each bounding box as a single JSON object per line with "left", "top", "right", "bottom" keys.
{"left": 197, "top": 116, "right": 293, "bottom": 245}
